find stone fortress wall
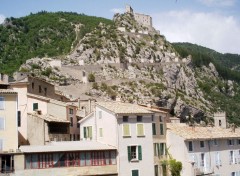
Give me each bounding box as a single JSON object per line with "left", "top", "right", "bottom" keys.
{"left": 125, "top": 4, "right": 152, "bottom": 27}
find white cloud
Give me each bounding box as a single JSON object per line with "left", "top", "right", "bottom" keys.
{"left": 110, "top": 8, "right": 125, "bottom": 14}
{"left": 0, "top": 14, "right": 5, "bottom": 24}
{"left": 152, "top": 10, "right": 240, "bottom": 54}
{"left": 198, "top": 0, "right": 236, "bottom": 7}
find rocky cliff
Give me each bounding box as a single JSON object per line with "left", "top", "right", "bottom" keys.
{"left": 17, "top": 10, "right": 240, "bottom": 124}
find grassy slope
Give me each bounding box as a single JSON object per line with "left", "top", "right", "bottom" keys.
{"left": 0, "top": 11, "right": 113, "bottom": 74}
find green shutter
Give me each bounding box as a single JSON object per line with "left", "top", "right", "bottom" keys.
{"left": 132, "top": 170, "right": 139, "bottom": 176}
{"left": 157, "top": 143, "right": 160, "bottom": 156}
{"left": 128, "top": 146, "right": 131, "bottom": 161}
{"left": 160, "top": 124, "right": 164, "bottom": 135}
{"left": 138, "top": 145, "right": 142, "bottom": 160}
{"left": 83, "top": 127, "right": 87, "bottom": 138}
{"left": 152, "top": 123, "right": 156, "bottom": 135}
{"left": 89, "top": 126, "right": 92, "bottom": 138}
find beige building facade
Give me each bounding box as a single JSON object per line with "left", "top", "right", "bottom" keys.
{"left": 0, "top": 89, "right": 18, "bottom": 174}
{"left": 167, "top": 123, "right": 240, "bottom": 176}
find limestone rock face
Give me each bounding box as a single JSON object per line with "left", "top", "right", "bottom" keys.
{"left": 16, "top": 10, "right": 224, "bottom": 121}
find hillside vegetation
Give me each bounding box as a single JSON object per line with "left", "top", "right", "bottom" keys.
{"left": 173, "top": 43, "right": 240, "bottom": 125}
{"left": 173, "top": 43, "right": 240, "bottom": 82}
{"left": 0, "top": 11, "right": 113, "bottom": 74}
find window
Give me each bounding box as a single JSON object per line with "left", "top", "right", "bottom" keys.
{"left": 70, "top": 117, "right": 73, "bottom": 127}
{"left": 215, "top": 152, "right": 221, "bottom": 166}
{"left": 229, "top": 150, "right": 237, "bottom": 164}
{"left": 188, "top": 141, "right": 193, "bottom": 152}
{"left": 237, "top": 139, "right": 240, "bottom": 145}
{"left": 31, "top": 82, "right": 34, "bottom": 89}
{"left": 25, "top": 151, "right": 116, "bottom": 169}
{"left": 152, "top": 123, "right": 156, "bottom": 135}
{"left": 137, "top": 116, "right": 142, "bottom": 122}
{"left": 159, "top": 116, "right": 163, "bottom": 122}
{"left": 18, "top": 111, "right": 21, "bottom": 127}
{"left": 123, "top": 124, "right": 130, "bottom": 137}
{"left": 228, "top": 139, "right": 234, "bottom": 146}
{"left": 83, "top": 126, "right": 92, "bottom": 139}
{"left": 33, "top": 103, "right": 38, "bottom": 111}
{"left": 0, "top": 97, "right": 4, "bottom": 110}
{"left": 39, "top": 85, "right": 42, "bottom": 93}
{"left": 99, "top": 128, "right": 103, "bottom": 137}
{"left": 99, "top": 111, "right": 102, "bottom": 119}
{"left": 69, "top": 108, "right": 73, "bottom": 115}
{"left": 137, "top": 124, "right": 144, "bottom": 136}
{"left": 132, "top": 170, "right": 139, "bottom": 176}
{"left": 200, "top": 141, "right": 205, "bottom": 148}
{"left": 123, "top": 116, "right": 128, "bottom": 122}
{"left": 0, "top": 117, "right": 5, "bottom": 130}
{"left": 154, "top": 165, "right": 159, "bottom": 176}
{"left": 200, "top": 153, "right": 205, "bottom": 167}
{"left": 160, "top": 124, "right": 164, "bottom": 135}
{"left": 128, "top": 145, "right": 142, "bottom": 161}
{"left": 213, "top": 139, "right": 218, "bottom": 146}
{"left": 77, "top": 122, "right": 80, "bottom": 128}
{"left": 44, "top": 88, "right": 47, "bottom": 96}
{"left": 219, "top": 120, "right": 222, "bottom": 126}
{"left": 151, "top": 115, "right": 154, "bottom": 121}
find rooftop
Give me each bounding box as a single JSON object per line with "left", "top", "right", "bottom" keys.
{"left": 20, "top": 141, "right": 116, "bottom": 153}
{"left": 0, "top": 89, "right": 17, "bottom": 94}
{"left": 96, "top": 101, "right": 153, "bottom": 114}
{"left": 138, "top": 104, "right": 168, "bottom": 114}
{"left": 28, "top": 112, "right": 70, "bottom": 123}
{"left": 167, "top": 123, "right": 240, "bottom": 140}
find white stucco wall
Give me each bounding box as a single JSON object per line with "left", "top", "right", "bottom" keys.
{"left": 79, "top": 113, "right": 95, "bottom": 141}
{"left": 117, "top": 114, "right": 154, "bottom": 176}
{"left": 0, "top": 93, "right": 18, "bottom": 151}
{"left": 95, "top": 107, "right": 118, "bottom": 147}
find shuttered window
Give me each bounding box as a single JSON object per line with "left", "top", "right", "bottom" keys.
{"left": 123, "top": 124, "right": 130, "bottom": 137}
{"left": 33, "top": 103, "right": 38, "bottom": 111}
{"left": 132, "top": 170, "right": 139, "bottom": 176}
{"left": 127, "top": 145, "right": 142, "bottom": 161}
{"left": 160, "top": 124, "right": 164, "bottom": 135}
{"left": 83, "top": 126, "right": 92, "bottom": 139}
{"left": 152, "top": 123, "right": 156, "bottom": 135}
{"left": 137, "top": 124, "right": 144, "bottom": 136}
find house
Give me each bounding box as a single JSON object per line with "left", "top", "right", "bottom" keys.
{"left": 0, "top": 87, "right": 18, "bottom": 174}
{"left": 139, "top": 104, "right": 169, "bottom": 176}
{"left": 80, "top": 101, "right": 160, "bottom": 176}
{"left": 167, "top": 122, "right": 240, "bottom": 176}
{"left": 14, "top": 141, "right": 117, "bottom": 176}
{"left": 10, "top": 76, "right": 80, "bottom": 145}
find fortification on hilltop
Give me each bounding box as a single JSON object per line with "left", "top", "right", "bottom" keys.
{"left": 125, "top": 4, "right": 152, "bottom": 28}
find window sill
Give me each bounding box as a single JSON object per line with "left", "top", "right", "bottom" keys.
{"left": 137, "top": 135, "right": 145, "bottom": 137}
{"left": 123, "top": 136, "right": 131, "bottom": 138}
{"left": 130, "top": 159, "right": 139, "bottom": 162}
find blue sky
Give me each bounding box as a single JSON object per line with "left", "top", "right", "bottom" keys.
{"left": 0, "top": 0, "right": 240, "bottom": 54}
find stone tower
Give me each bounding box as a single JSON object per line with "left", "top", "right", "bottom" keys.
{"left": 213, "top": 112, "right": 227, "bottom": 128}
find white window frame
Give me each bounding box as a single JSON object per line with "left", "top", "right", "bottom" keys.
{"left": 122, "top": 124, "right": 131, "bottom": 137}
{"left": 0, "top": 117, "right": 5, "bottom": 130}
{"left": 136, "top": 123, "right": 145, "bottom": 137}
{"left": 0, "top": 97, "right": 5, "bottom": 110}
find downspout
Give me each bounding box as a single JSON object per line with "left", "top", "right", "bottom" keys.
{"left": 116, "top": 114, "right": 120, "bottom": 176}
